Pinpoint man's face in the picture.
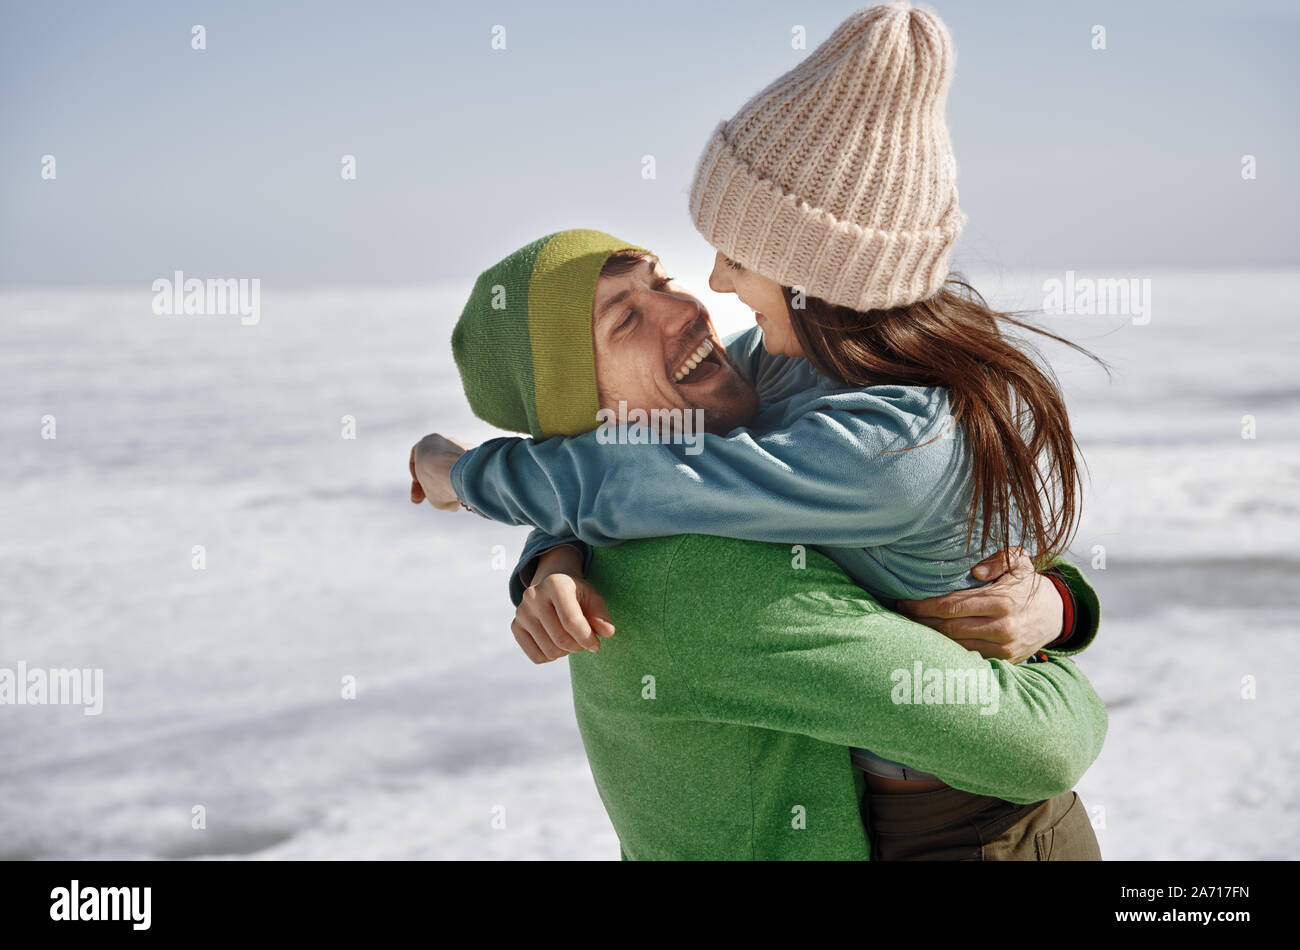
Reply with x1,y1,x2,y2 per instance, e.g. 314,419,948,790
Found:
590,257,759,435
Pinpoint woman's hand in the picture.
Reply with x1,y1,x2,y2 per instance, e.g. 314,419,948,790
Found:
409,433,472,510
512,546,616,664
894,548,1065,664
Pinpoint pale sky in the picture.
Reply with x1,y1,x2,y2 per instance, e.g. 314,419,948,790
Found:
2,0,1296,287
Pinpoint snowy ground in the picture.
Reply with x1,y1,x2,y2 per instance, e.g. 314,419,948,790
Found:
1,268,1297,859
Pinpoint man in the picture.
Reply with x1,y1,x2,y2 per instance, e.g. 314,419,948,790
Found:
411,230,1105,859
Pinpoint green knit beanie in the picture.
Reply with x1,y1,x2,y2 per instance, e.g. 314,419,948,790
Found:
451,229,647,440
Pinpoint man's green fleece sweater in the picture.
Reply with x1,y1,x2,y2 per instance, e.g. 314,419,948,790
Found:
568,535,1107,861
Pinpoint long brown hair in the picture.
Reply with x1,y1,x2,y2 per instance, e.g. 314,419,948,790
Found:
782,277,1104,562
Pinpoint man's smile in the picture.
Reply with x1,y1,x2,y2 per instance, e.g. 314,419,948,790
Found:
671,337,721,385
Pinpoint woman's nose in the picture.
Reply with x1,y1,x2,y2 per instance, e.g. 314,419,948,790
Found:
708,252,734,293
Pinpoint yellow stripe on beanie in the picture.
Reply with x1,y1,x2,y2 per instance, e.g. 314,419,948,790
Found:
527,230,645,438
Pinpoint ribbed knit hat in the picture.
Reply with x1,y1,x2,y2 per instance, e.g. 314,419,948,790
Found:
451,229,647,440
689,2,965,312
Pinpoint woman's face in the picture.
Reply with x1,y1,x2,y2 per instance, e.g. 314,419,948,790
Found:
707,252,805,358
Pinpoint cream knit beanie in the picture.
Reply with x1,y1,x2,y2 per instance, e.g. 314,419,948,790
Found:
689,2,965,312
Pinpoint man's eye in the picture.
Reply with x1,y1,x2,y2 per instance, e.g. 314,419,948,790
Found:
617,311,638,333
724,257,743,272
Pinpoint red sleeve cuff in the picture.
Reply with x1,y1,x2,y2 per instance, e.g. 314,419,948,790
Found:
1044,572,1074,648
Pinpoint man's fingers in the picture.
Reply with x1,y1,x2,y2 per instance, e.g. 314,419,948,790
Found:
895,596,951,620
939,593,1006,619
933,617,1010,642
899,614,1014,645
971,546,1029,581
897,591,993,621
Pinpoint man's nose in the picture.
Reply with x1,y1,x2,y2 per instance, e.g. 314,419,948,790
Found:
661,290,703,338
708,252,734,293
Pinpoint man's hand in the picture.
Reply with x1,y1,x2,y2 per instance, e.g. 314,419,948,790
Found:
894,548,1064,664
512,545,616,664
409,433,473,510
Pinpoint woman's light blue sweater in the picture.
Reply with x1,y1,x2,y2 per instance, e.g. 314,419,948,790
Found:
452,325,1007,607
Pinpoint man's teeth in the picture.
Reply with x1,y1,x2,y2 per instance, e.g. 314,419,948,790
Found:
672,339,714,383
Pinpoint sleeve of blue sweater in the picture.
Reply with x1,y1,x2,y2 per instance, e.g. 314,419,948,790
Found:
452,390,962,550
